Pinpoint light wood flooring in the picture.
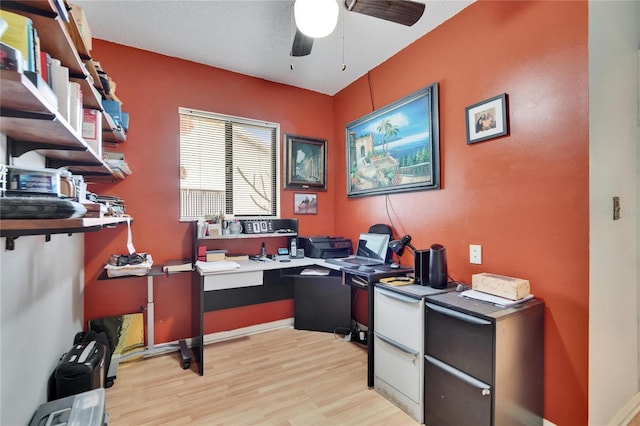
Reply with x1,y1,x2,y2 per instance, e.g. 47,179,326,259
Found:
106,327,419,425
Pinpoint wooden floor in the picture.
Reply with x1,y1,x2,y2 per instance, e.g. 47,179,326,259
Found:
106,327,419,425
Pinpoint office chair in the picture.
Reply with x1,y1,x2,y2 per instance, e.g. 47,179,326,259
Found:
368,223,393,264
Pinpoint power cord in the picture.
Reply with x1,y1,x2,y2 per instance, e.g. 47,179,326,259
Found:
449,275,471,292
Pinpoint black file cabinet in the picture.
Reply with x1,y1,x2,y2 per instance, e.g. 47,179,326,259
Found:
424,292,544,426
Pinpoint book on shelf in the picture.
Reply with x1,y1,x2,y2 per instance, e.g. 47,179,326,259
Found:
23,70,58,110
53,0,70,23
163,259,193,273
39,51,51,85
50,58,70,121
1,41,23,73
69,81,83,134
103,151,131,175
70,4,91,49
31,26,39,75
0,10,33,72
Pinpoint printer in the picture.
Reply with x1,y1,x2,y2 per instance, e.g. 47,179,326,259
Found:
298,236,352,259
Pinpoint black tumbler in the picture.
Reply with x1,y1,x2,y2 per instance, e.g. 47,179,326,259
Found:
429,244,448,289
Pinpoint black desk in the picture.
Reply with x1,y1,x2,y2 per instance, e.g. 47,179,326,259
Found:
341,265,413,388
191,258,344,375
191,258,411,383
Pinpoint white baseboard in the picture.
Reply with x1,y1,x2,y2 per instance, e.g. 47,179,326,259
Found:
543,418,558,426
608,392,640,425
136,318,295,354
202,318,294,344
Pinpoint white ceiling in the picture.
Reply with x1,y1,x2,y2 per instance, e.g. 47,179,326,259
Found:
73,0,474,95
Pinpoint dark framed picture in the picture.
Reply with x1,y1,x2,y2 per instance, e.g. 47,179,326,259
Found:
293,192,317,215
346,82,440,198
284,134,327,190
465,93,509,144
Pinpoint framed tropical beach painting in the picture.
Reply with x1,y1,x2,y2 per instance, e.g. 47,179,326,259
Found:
345,82,440,198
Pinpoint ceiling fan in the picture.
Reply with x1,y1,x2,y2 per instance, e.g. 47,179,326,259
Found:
291,0,426,57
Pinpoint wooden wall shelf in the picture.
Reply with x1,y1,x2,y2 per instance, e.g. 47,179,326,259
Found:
1,216,132,250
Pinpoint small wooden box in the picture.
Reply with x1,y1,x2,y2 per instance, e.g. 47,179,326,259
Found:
472,273,530,300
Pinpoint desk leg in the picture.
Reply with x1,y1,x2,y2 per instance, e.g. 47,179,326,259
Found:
145,275,192,370
147,275,155,351
191,271,204,375
179,340,191,369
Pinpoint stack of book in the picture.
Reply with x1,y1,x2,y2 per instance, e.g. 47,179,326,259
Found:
103,151,132,178
0,9,88,132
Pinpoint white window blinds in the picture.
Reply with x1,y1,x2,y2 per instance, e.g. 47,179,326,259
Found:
179,108,279,220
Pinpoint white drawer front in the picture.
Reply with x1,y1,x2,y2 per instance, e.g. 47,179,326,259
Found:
204,270,263,291
374,287,423,350
374,335,422,403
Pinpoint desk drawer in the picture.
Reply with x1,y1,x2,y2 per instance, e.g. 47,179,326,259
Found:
425,302,493,384
374,334,422,403
374,287,422,350
204,270,263,291
425,355,492,426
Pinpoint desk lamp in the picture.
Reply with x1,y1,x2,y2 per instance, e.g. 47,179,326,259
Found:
388,234,416,257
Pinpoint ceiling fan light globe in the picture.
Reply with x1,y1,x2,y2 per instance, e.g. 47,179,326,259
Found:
294,0,339,39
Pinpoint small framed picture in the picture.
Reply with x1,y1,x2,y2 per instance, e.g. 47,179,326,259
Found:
284,134,327,191
293,193,318,215
465,93,509,144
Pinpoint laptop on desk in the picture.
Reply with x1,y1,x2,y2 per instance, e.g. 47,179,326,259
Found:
326,233,390,268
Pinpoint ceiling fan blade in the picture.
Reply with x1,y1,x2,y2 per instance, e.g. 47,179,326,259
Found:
290,28,314,57
344,0,425,26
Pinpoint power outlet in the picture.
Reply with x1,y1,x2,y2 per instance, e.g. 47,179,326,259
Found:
470,244,482,264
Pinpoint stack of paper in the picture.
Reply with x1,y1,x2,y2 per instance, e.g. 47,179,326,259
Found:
460,289,534,307
300,267,330,276
195,260,241,273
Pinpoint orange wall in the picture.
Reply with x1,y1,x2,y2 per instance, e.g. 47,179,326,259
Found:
83,43,336,348
85,1,588,424
333,1,589,424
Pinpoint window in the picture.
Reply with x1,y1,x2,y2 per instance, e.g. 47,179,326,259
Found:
179,108,279,220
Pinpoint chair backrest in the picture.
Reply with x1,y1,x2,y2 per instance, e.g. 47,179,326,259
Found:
368,223,393,263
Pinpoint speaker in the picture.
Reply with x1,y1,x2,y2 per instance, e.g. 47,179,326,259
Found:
413,249,430,286
429,244,448,289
